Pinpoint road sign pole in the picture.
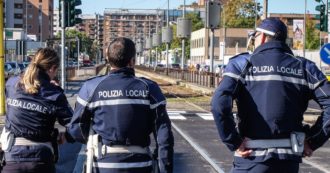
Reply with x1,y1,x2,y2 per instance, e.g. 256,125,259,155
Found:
0,0,5,116
327,0,330,43
61,0,66,90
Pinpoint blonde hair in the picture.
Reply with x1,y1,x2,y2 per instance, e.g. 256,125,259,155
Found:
20,48,60,94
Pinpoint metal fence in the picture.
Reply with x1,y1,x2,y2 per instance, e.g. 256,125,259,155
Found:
136,66,222,88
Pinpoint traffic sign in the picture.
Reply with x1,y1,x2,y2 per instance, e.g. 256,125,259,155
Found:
320,43,330,64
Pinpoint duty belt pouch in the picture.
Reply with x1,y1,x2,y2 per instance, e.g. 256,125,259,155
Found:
290,132,305,156
0,127,14,152
51,128,59,163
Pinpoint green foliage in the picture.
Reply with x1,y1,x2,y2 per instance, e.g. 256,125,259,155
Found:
222,0,261,28
186,13,204,31
305,14,320,50
55,29,98,60
168,12,204,59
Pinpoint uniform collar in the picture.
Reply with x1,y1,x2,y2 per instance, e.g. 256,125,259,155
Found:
109,67,135,76
254,41,293,55
38,71,51,84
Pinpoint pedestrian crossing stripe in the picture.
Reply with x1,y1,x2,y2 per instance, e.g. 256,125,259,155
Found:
167,110,213,121
168,114,187,120
196,113,214,120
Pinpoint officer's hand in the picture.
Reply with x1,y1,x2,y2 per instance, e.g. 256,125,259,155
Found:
303,140,313,157
57,132,67,145
50,80,60,87
236,138,253,158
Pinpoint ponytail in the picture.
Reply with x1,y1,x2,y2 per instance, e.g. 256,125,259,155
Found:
21,62,41,94
19,48,60,94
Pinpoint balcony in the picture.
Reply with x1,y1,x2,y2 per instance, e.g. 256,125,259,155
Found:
14,8,23,14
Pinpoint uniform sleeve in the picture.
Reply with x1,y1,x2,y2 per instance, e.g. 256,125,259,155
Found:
211,60,244,151
305,62,330,150
55,93,73,126
66,83,93,144
150,83,174,173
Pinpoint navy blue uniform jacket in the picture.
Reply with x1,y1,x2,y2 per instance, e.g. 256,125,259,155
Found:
67,67,174,173
5,73,73,162
211,41,330,163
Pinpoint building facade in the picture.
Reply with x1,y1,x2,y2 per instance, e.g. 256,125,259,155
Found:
5,0,54,41
190,27,253,65
190,13,326,66
53,8,60,36
102,9,163,57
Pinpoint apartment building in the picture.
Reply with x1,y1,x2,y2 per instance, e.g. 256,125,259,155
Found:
79,14,97,39
5,0,54,41
53,8,60,36
102,9,163,57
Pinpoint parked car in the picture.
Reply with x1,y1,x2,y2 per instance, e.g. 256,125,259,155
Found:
5,62,21,76
5,63,14,80
199,65,210,73
156,64,165,68
215,64,227,74
170,63,180,69
83,60,92,67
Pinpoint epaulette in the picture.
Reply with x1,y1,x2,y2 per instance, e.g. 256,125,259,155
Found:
229,52,250,60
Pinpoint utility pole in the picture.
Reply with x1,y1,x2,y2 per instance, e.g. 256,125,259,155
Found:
303,0,306,57
206,0,221,87
327,0,330,43
263,0,268,19
0,0,5,115
166,0,170,75
61,0,66,90
76,36,80,77
181,0,186,72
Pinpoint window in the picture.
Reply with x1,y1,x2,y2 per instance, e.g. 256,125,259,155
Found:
28,4,33,8
14,24,23,28
14,3,23,9
28,25,32,29
226,37,247,48
14,14,23,19
28,14,33,19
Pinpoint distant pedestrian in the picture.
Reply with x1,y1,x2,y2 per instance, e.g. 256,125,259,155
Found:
211,18,330,173
1,48,73,173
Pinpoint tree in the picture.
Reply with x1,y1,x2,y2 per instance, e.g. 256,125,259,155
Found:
222,0,261,28
55,29,97,61
305,14,320,50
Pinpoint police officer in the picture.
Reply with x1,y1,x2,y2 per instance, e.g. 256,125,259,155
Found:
2,48,73,173
211,18,330,173
66,37,174,173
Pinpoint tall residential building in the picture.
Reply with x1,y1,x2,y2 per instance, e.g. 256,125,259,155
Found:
79,14,97,39
96,14,104,59
5,0,54,41
78,14,104,60
53,8,60,36
103,9,163,57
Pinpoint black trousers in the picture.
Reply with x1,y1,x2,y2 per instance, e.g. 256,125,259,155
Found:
231,159,299,173
2,161,55,173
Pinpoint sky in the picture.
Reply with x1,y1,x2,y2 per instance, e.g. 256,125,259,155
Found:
54,0,320,15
